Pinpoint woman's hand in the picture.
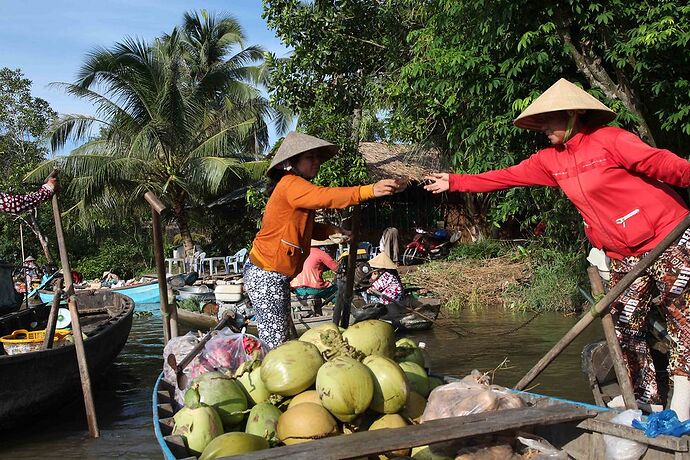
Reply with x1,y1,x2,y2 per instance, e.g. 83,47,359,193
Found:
45,177,58,191
423,173,450,194
373,179,400,197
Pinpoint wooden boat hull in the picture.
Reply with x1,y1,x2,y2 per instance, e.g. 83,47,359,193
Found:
153,371,690,459
0,290,134,429
39,279,160,305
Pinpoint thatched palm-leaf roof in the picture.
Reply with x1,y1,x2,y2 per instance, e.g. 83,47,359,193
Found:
359,142,440,181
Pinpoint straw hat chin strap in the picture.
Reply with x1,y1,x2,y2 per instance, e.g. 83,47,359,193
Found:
562,109,585,143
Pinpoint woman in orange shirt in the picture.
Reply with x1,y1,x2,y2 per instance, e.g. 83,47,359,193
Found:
244,132,402,348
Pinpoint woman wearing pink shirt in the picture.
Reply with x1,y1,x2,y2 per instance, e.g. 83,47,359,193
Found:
425,78,690,418
290,239,339,300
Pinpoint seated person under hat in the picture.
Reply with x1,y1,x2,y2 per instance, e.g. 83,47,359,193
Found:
290,238,339,300
366,253,403,305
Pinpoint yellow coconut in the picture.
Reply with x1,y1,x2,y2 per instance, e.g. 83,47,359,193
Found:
288,390,323,409
276,402,339,445
368,414,410,458
363,355,408,414
401,391,427,422
411,445,454,459
260,340,324,396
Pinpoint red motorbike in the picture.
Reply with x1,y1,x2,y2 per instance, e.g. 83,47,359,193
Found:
401,228,460,266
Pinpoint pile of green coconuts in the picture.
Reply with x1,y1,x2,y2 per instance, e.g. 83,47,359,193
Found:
172,319,447,459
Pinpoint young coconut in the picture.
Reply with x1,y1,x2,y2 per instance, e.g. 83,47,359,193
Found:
260,340,324,396
276,402,339,445
245,402,282,444
172,404,223,456
368,414,410,458
401,391,427,422
299,322,341,354
363,355,409,414
189,371,248,429
316,356,374,422
342,319,395,358
411,445,454,460
199,432,269,460
237,365,270,406
287,390,322,409
398,361,431,397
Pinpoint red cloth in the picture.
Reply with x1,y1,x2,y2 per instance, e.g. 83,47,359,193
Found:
448,126,690,259
290,247,338,289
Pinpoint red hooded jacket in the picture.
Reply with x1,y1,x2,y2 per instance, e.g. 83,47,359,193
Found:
448,126,690,260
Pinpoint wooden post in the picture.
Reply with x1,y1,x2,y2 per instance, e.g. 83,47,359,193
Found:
51,192,99,438
144,192,176,343
42,278,63,349
587,266,638,410
334,205,360,328
167,287,179,339
515,212,690,391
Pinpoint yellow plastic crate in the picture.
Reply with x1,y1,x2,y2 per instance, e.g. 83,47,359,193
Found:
0,328,71,355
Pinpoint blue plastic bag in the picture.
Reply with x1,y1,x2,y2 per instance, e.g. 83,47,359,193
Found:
632,410,690,437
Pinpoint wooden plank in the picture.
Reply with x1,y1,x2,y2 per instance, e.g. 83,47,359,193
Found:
578,417,690,452
240,403,597,460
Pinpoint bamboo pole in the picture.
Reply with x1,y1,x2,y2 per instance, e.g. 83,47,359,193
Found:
51,190,99,438
587,266,638,409
515,213,690,391
144,192,176,343
42,278,63,350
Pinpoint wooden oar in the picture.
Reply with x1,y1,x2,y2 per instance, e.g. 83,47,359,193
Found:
50,172,99,438
515,213,690,391
587,266,638,410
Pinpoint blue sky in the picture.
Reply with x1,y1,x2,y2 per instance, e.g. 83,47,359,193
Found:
0,0,292,153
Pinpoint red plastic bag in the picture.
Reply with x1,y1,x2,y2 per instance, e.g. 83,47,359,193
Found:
198,328,267,373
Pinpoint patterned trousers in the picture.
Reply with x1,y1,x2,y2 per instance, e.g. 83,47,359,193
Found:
243,260,291,349
609,229,690,404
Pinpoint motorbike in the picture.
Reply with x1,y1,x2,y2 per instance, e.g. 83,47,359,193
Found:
401,228,460,266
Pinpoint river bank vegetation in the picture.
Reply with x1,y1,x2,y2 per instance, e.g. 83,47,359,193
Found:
2,2,689,311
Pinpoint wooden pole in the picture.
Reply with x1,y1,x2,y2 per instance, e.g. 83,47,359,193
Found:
334,205,361,328
42,278,63,349
515,213,690,391
587,266,638,409
51,192,99,438
145,192,175,343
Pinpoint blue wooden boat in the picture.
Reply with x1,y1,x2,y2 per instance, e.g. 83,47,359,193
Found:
152,369,690,459
39,278,160,305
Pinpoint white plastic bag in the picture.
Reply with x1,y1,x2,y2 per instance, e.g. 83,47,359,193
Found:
603,409,648,460
517,435,568,459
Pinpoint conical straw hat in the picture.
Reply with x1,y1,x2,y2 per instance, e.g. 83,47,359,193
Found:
513,78,616,130
368,252,397,270
311,238,338,246
266,131,339,177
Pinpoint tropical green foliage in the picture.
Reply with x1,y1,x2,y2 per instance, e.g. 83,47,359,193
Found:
28,10,288,252
0,68,56,264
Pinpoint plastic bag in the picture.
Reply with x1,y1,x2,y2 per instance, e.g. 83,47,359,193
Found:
517,436,568,459
198,328,267,373
162,332,204,406
603,409,647,460
420,370,525,423
632,409,690,438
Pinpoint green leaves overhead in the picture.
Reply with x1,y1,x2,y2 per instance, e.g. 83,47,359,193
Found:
28,10,288,250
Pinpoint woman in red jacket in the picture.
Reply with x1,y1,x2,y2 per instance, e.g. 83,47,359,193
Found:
245,132,401,348
425,78,690,418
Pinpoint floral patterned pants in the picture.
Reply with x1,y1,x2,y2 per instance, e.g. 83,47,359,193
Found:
243,260,291,349
609,229,690,404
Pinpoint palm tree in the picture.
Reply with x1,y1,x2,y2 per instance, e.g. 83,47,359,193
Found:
29,10,289,253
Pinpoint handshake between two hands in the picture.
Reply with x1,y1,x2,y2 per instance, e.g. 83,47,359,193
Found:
373,173,451,197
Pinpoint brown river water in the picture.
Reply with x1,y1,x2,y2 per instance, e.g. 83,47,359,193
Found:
0,304,604,459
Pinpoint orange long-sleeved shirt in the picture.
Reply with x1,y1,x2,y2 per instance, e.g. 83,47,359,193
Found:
249,174,375,278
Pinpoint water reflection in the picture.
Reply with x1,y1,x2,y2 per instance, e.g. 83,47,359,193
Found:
0,303,604,458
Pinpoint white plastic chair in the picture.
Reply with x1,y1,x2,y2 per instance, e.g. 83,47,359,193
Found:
225,248,248,273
